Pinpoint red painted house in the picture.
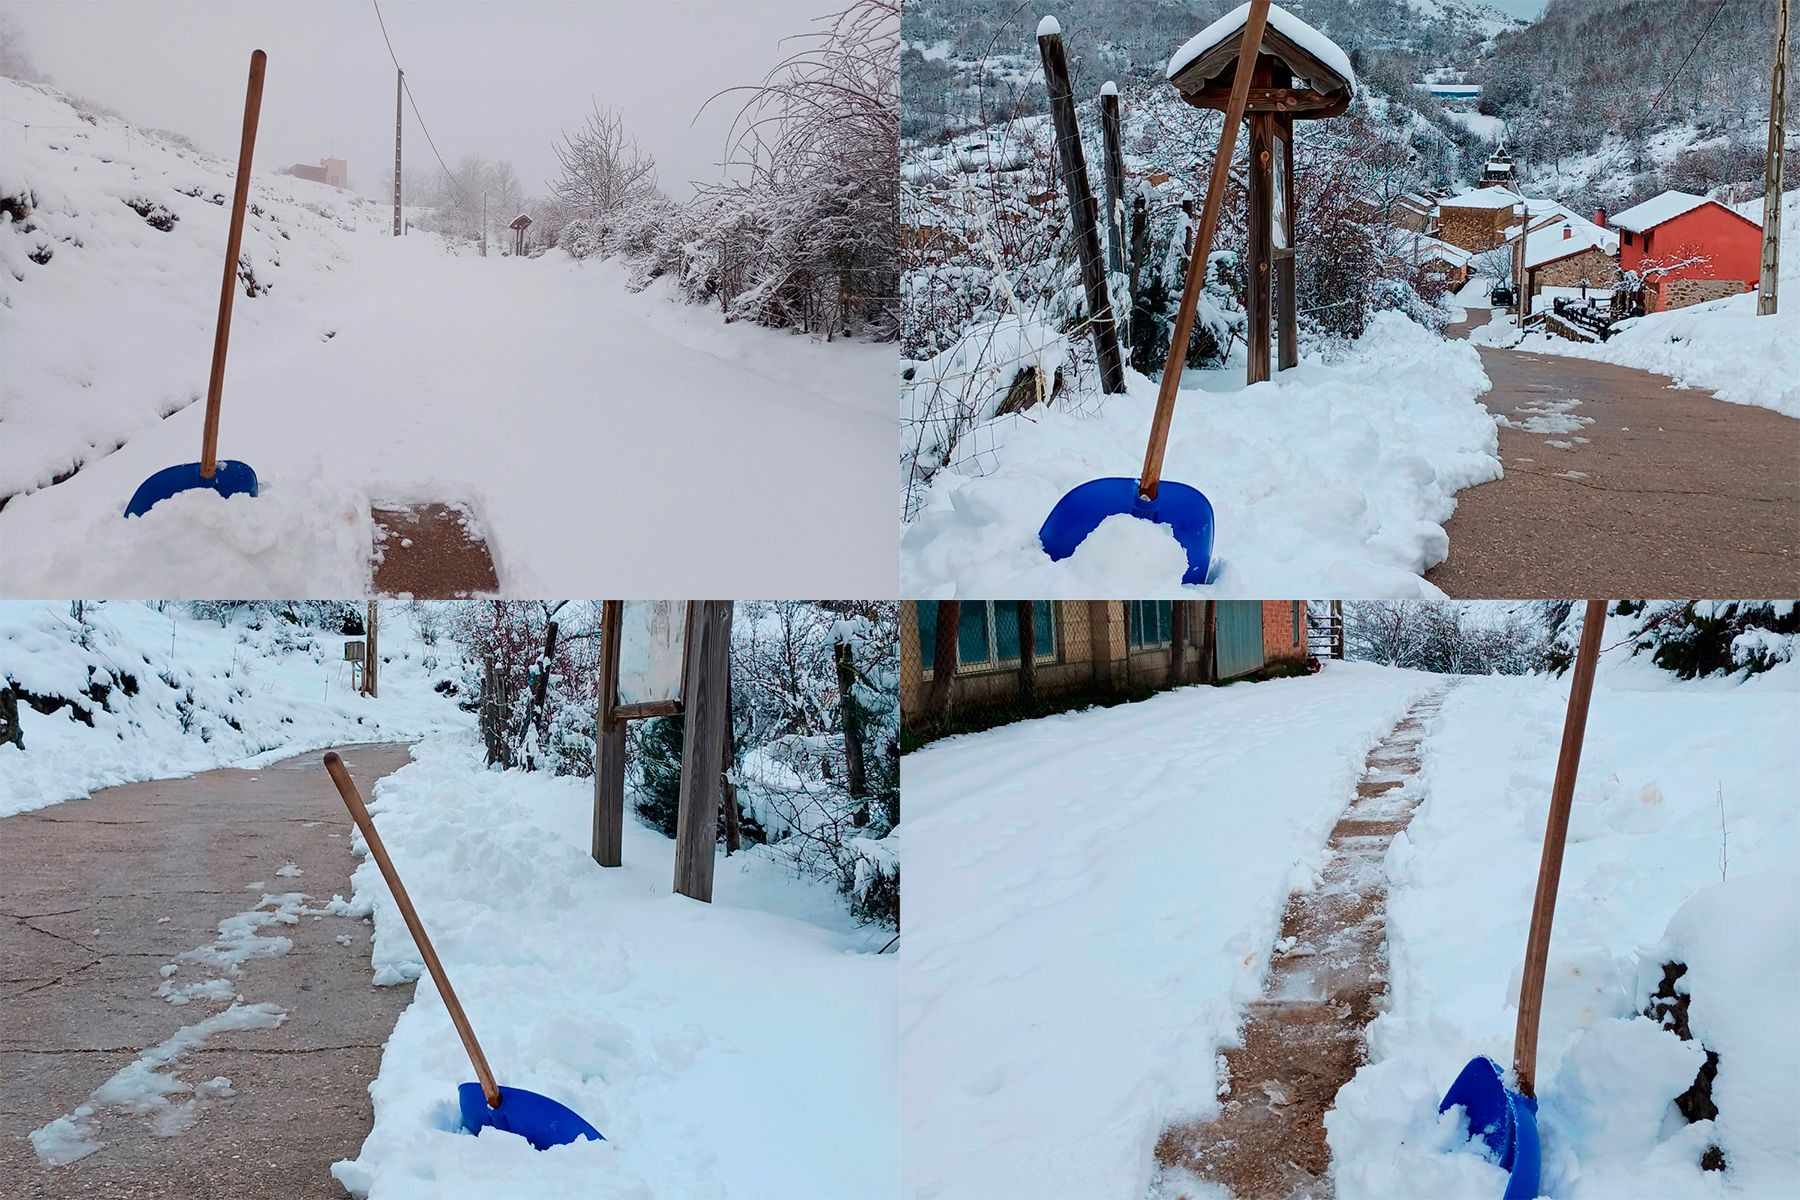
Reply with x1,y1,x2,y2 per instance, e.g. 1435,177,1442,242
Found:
1607,191,1763,313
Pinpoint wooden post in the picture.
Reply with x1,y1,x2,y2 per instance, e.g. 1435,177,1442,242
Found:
1099,83,1127,276
1016,601,1038,709
592,601,625,867
362,601,379,698
393,68,403,237
1512,598,1608,1098
1038,19,1126,394
1167,601,1188,686
1128,193,1150,370
923,600,960,732
673,601,731,903
1759,0,1788,316
1246,70,1276,385
722,678,742,852
1331,599,1344,660
1275,114,1298,371
835,635,867,816
1201,601,1218,683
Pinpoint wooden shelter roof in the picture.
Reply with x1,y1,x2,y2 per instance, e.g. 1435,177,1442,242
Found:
1167,3,1354,119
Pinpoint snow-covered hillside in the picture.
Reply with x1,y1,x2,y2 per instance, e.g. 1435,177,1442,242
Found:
0,76,893,598
0,600,466,817
332,735,897,1200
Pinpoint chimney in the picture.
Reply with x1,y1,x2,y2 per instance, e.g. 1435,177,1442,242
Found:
1595,206,1607,227
1562,223,1573,240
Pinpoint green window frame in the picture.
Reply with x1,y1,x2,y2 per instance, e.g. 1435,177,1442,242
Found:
1128,600,1173,649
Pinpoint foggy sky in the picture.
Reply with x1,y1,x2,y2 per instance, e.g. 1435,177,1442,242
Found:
3,0,838,201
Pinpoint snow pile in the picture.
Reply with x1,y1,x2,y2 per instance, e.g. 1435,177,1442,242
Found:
901,312,1499,596
0,601,467,816
902,663,1441,1200
1327,640,1800,1198
1519,191,1800,419
332,735,895,1199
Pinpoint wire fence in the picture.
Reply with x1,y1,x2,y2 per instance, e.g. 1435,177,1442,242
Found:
900,599,1315,748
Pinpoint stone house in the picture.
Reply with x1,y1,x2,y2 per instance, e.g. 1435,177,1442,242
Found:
1434,187,1523,253
1519,216,1619,316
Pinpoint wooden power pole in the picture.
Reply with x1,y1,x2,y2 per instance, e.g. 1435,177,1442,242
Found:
1760,0,1788,316
1038,18,1126,394
393,68,403,237
362,601,379,698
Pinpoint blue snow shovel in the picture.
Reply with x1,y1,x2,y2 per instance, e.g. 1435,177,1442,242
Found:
324,753,604,1150
1439,598,1608,1199
125,50,266,517
1038,0,1273,585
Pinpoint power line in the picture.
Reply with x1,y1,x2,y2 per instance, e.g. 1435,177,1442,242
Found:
369,0,473,203
1643,0,1731,121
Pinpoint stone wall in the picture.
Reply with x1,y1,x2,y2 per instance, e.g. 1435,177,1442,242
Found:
1529,246,1620,294
1653,277,1747,312
1437,204,1513,252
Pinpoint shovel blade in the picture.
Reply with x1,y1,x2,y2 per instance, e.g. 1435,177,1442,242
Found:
1038,477,1214,585
1439,1056,1541,1200
124,461,259,517
458,1082,604,1151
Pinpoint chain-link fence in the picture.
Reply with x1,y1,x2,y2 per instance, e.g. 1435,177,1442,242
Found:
900,600,1314,747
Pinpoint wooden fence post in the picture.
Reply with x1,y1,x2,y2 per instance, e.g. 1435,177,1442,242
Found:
1245,62,1276,385
673,601,732,903
1275,113,1298,371
592,601,625,868
1016,601,1038,709
923,600,961,733
363,601,379,698
1038,19,1126,394
1201,601,1219,683
1099,83,1127,275
1168,601,1189,686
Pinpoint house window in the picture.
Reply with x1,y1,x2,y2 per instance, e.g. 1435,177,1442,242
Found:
1128,600,1173,649
919,601,1055,674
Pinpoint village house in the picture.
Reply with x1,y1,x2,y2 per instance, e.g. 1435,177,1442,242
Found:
1433,186,1524,253
1518,212,1619,316
1608,190,1764,312
1389,191,1437,234
899,600,1310,731
288,157,348,189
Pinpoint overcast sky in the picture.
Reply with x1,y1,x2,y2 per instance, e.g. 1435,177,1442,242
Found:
4,0,834,201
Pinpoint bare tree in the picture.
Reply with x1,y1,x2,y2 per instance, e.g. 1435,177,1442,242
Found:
553,102,659,222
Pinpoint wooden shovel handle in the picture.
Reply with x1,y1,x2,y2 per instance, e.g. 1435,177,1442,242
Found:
1511,598,1608,1097
1139,0,1271,500
201,49,265,479
323,751,501,1108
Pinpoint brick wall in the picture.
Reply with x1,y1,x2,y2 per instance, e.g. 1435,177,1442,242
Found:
1653,277,1747,312
1261,600,1307,665
1529,246,1619,294
1437,205,1513,253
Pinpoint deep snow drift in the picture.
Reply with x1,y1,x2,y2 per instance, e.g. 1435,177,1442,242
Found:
0,601,465,817
0,76,893,598
900,313,1499,597
332,736,897,1200
901,663,1443,1199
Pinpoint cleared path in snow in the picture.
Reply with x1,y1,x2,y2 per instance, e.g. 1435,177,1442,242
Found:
1428,308,1798,597
1153,686,1450,1200
0,742,415,1198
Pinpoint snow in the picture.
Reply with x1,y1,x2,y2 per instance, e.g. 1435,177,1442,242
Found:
1523,218,1617,270
1037,15,1060,37
1167,3,1357,96
1328,630,1800,1198
901,663,1443,1200
332,735,895,1199
1437,186,1524,212
0,76,892,598
1607,190,1744,234
0,601,467,817
1101,80,1118,97
901,312,1500,597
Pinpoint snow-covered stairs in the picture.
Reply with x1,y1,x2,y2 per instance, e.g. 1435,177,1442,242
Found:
1153,685,1452,1199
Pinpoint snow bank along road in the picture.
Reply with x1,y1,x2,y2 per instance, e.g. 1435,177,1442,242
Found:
0,243,893,598
1428,308,1799,597
0,742,416,1199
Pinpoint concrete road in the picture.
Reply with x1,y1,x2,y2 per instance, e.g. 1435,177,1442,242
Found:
0,743,418,1199
1428,309,1799,597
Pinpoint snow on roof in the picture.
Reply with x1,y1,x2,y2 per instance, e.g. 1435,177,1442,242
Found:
1523,217,1616,270
1167,2,1356,94
1414,236,1472,265
1608,190,1748,232
1437,186,1522,211
1037,15,1060,37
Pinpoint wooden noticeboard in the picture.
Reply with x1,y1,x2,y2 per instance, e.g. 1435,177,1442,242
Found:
602,600,690,724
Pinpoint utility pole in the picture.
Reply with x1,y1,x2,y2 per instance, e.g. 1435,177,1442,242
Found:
1759,0,1788,316
362,601,379,698
393,68,403,237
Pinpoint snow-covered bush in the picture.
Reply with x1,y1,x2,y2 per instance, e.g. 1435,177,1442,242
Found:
1343,600,1554,675
1619,601,1800,681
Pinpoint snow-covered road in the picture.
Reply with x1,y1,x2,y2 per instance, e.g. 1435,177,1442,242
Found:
1,242,892,597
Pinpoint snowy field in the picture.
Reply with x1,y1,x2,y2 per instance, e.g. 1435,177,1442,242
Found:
1513,192,1800,420
900,663,1442,1199
902,634,1799,1199
901,313,1499,597
332,736,897,1200
0,601,464,817
0,77,893,598
1329,622,1800,1199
